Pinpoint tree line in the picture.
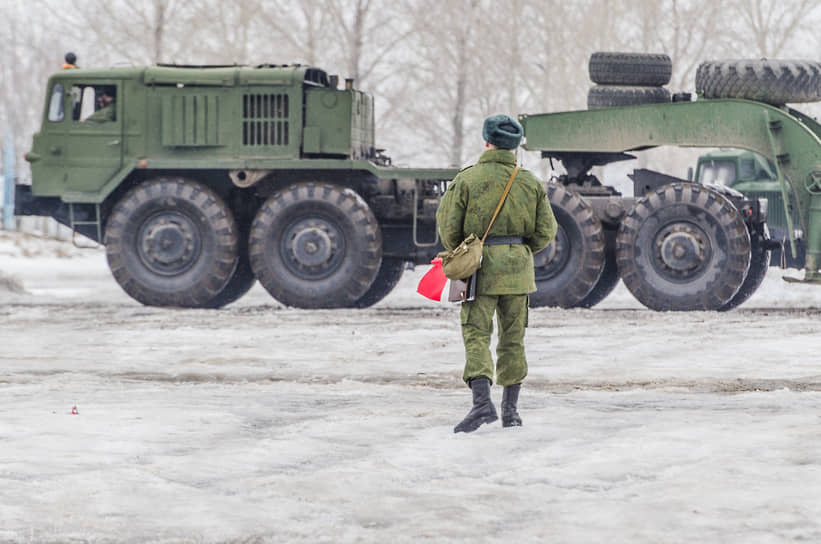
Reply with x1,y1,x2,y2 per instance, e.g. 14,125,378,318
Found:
1,0,819,173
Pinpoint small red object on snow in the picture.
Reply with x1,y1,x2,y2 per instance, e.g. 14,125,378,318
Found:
71,406,79,415
417,257,449,301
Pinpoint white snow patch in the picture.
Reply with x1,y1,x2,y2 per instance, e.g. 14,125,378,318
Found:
1,231,821,542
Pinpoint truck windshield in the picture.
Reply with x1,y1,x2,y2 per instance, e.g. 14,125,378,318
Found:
47,84,64,122
698,161,737,186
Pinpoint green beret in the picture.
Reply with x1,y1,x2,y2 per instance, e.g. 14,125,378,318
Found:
482,114,523,149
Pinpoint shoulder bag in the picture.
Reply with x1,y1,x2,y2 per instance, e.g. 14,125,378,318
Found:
438,166,519,281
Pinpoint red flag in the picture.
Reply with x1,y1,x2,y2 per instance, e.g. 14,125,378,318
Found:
417,258,448,301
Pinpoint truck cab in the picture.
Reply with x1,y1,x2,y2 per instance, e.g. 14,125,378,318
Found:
26,65,376,201
29,73,127,198
694,149,803,268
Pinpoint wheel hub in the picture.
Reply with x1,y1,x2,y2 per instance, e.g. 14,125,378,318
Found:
292,227,333,266
282,217,344,278
138,213,200,275
655,223,708,277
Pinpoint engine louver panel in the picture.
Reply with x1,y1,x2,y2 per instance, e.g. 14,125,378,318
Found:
243,94,289,146
161,95,221,147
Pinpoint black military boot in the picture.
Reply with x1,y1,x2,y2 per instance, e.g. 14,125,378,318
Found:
453,377,498,433
501,384,522,428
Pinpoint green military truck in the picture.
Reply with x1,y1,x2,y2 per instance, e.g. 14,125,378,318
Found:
693,149,804,268
517,54,821,311
16,61,457,309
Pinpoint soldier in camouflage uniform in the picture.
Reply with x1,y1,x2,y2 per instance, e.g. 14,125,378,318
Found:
436,114,557,433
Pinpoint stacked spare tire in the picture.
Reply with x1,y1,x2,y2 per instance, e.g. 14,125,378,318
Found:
587,54,821,108
695,59,821,105
587,52,672,109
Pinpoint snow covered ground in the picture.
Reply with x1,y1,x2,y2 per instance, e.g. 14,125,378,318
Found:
1,230,821,543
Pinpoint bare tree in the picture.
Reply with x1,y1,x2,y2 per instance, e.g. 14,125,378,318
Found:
398,0,488,167
0,1,71,177
623,0,732,90
255,0,332,66
189,0,265,64
323,0,419,91
731,0,819,58
59,0,196,64
519,0,610,113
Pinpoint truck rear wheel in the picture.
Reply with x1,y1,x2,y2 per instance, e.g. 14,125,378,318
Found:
616,183,751,311
530,184,606,308
589,52,672,86
696,59,821,105
576,240,619,308
354,257,405,308
201,252,256,309
104,177,239,307
718,225,771,311
249,183,382,308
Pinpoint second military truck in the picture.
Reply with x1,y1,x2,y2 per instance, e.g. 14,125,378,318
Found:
693,149,804,268
519,54,821,311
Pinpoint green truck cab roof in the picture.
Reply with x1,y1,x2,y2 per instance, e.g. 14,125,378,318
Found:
697,149,777,185
48,64,329,88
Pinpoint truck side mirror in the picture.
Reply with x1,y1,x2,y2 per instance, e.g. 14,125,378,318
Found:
687,167,694,181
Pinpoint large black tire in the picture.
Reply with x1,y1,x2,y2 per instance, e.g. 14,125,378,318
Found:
201,251,256,309
105,177,239,307
202,217,256,308
718,224,771,311
353,257,405,308
696,59,821,105
587,85,671,109
530,184,606,308
616,183,751,311
249,183,382,309
589,52,672,86
576,234,620,308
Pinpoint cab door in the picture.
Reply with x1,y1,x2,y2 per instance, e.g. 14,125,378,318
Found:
63,81,124,194
28,81,70,196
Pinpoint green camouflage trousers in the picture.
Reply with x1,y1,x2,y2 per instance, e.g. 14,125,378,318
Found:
460,294,529,387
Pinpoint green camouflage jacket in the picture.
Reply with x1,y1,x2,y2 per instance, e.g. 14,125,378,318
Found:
86,103,114,123
436,149,557,295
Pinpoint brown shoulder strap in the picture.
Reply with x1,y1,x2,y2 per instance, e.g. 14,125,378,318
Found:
481,167,519,244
